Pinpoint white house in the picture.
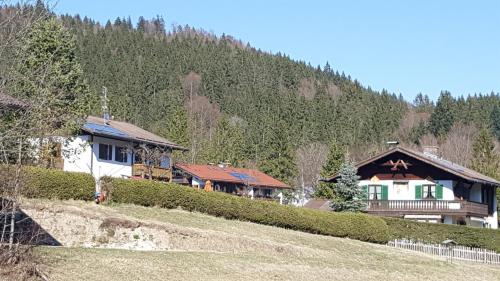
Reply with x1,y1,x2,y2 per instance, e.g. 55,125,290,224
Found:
47,116,186,189
324,146,499,229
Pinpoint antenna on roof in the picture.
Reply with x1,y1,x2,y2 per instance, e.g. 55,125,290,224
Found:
101,86,110,125
386,141,399,146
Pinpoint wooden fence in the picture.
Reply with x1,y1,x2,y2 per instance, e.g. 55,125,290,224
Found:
387,239,500,265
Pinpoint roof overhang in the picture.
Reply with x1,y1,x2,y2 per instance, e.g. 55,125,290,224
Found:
174,165,291,189
323,147,500,187
81,126,188,151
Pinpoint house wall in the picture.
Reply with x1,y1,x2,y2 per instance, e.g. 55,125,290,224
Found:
62,135,133,184
62,135,92,174
358,179,454,200
486,195,498,229
90,136,133,180
191,177,205,189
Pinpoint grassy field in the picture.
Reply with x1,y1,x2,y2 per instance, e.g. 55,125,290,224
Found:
23,200,500,281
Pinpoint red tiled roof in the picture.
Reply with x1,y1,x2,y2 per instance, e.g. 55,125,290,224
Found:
175,163,290,189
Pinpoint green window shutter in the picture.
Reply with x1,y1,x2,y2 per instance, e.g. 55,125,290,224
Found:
436,184,443,199
415,185,422,199
362,185,368,199
381,185,388,200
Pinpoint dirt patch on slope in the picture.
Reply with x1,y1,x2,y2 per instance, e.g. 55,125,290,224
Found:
20,199,315,257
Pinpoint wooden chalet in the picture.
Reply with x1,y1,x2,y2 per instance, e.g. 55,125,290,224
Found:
325,146,499,229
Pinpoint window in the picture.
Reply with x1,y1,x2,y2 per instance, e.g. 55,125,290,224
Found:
115,146,128,163
368,185,382,200
98,143,112,160
422,184,436,199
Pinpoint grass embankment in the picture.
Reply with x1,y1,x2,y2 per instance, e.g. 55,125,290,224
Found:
23,199,500,281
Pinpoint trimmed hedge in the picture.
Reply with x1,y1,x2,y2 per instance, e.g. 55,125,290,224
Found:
383,217,500,252
108,178,390,243
19,166,95,200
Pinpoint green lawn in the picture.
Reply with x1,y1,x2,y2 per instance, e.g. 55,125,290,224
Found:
23,199,500,281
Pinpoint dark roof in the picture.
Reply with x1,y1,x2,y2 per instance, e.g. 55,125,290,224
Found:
175,163,290,189
303,199,332,211
83,116,187,150
0,91,27,109
325,146,500,186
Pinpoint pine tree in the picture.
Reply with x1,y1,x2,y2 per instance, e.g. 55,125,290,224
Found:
490,105,500,140
330,160,365,212
470,128,500,179
314,141,345,199
10,17,91,136
428,91,456,137
259,121,297,186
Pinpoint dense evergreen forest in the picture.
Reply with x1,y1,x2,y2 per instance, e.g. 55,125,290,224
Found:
1,3,499,188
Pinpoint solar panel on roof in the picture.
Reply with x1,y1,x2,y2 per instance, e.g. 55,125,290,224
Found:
84,123,129,138
229,172,257,182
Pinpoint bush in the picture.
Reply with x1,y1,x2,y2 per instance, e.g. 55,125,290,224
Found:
109,178,390,243
21,166,95,200
383,217,500,252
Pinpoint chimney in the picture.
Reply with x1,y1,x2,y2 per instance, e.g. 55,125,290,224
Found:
422,146,439,158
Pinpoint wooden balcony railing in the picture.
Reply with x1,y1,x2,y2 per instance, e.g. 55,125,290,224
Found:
132,163,172,180
366,200,489,217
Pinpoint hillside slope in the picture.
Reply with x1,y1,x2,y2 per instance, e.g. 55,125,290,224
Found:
21,199,500,281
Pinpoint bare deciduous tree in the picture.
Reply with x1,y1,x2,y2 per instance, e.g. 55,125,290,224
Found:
440,123,478,167
296,143,328,197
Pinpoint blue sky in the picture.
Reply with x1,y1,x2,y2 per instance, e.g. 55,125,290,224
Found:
53,0,500,101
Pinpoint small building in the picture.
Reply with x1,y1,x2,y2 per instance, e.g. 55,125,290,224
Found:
42,115,186,186
324,146,499,229
173,163,290,204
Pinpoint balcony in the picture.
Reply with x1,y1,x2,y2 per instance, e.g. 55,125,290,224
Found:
365,200,489,217
132,163,172,181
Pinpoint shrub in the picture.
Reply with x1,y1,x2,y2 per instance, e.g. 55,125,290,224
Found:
21,166,95,200
109,178,390,243
383,217,500,252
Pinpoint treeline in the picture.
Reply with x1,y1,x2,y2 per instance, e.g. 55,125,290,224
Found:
57,14,409,185
1,3,499,188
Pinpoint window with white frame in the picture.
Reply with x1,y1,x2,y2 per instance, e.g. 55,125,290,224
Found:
368,185,382,200
98,143,112,160
422,184,436,199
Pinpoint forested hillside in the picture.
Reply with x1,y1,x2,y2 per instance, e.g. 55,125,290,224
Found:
1,4,499,188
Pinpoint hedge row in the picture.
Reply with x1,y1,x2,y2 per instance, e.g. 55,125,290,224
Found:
383,217,500,252
22,166,95,200
108,178,390,243
0,165,95,201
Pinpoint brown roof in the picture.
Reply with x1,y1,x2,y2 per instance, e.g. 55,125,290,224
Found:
0,91,27,109
175,163,290,189
325,146,500,186
303,199,332,211
83,116,186,150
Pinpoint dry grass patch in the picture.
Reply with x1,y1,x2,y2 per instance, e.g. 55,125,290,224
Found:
22,199,500,281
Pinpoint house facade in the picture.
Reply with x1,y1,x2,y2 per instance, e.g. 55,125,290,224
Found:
49,116,185,187
173,163,290,204
325,147,499,229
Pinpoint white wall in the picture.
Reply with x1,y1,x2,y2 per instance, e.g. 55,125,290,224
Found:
486,192,498,229
191,177,205,189
62,135,92,174
62,135,133,183
359,179,453,200
90,136,133,180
